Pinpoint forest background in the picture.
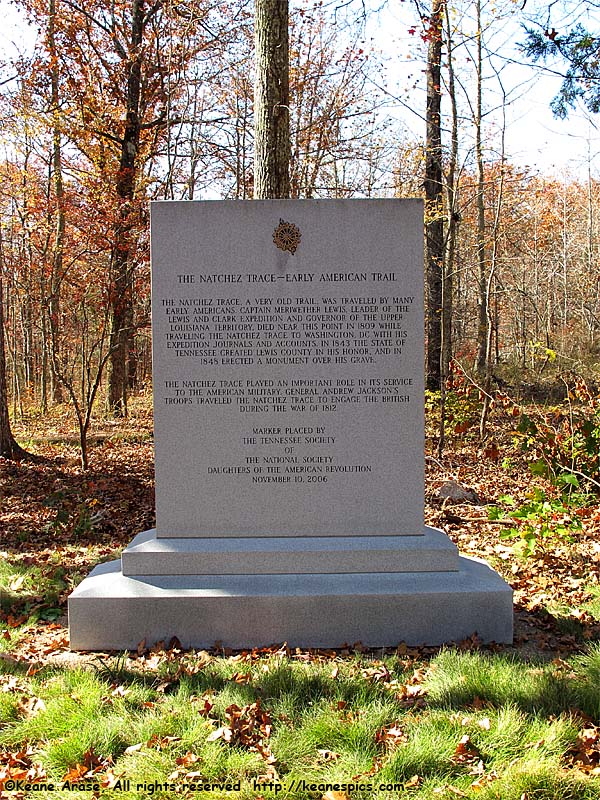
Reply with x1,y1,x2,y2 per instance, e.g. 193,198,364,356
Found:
1,0,599,452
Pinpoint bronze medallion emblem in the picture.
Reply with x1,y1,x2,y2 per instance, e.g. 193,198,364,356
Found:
273,218,301,255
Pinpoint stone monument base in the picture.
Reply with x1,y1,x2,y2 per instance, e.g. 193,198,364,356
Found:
69,526,513,650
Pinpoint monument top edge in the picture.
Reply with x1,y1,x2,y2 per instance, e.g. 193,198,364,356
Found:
149,197,424,207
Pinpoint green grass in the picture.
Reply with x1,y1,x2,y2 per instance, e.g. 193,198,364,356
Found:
0,558,66,652
0,650,598,799
583,586,600,622
0,550,121,645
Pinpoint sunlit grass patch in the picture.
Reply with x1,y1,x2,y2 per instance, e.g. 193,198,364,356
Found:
426,649,584,715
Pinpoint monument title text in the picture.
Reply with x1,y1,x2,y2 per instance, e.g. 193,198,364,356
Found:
176,272,397,284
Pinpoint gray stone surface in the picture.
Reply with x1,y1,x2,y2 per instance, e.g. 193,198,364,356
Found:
121,526,459,575
151,200,424,538
69,199,513,650
69,555,513,650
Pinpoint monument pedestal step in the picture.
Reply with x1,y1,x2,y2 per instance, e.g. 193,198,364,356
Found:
69,552,513,650
121,526,459,575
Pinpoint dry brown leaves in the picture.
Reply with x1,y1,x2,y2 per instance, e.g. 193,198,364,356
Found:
375,722,408,750
566,724,600,775
359,662,429,708
449,731,501,790
451,734,482,765
206,699,277,778
61,747,113,783
426,432,600,655
352,719,411,780
449,713,492,731
0,747,47,794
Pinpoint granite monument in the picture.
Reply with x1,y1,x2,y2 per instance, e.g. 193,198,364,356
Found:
69,199,513,649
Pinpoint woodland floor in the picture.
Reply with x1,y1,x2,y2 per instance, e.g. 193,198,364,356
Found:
1,390,599,664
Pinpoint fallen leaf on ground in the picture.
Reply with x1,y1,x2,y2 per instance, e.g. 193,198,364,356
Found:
452,734,482,764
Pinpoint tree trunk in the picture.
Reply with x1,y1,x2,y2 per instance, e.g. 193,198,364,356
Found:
23,291,34,388
0,230,28,460
438,0,458,457
254,0,290,199
443,0,458,382
480,85,506,439
49,0,64,404
475,0,488,377
40,271,48,414
107,0,144,416
424,0,445,391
